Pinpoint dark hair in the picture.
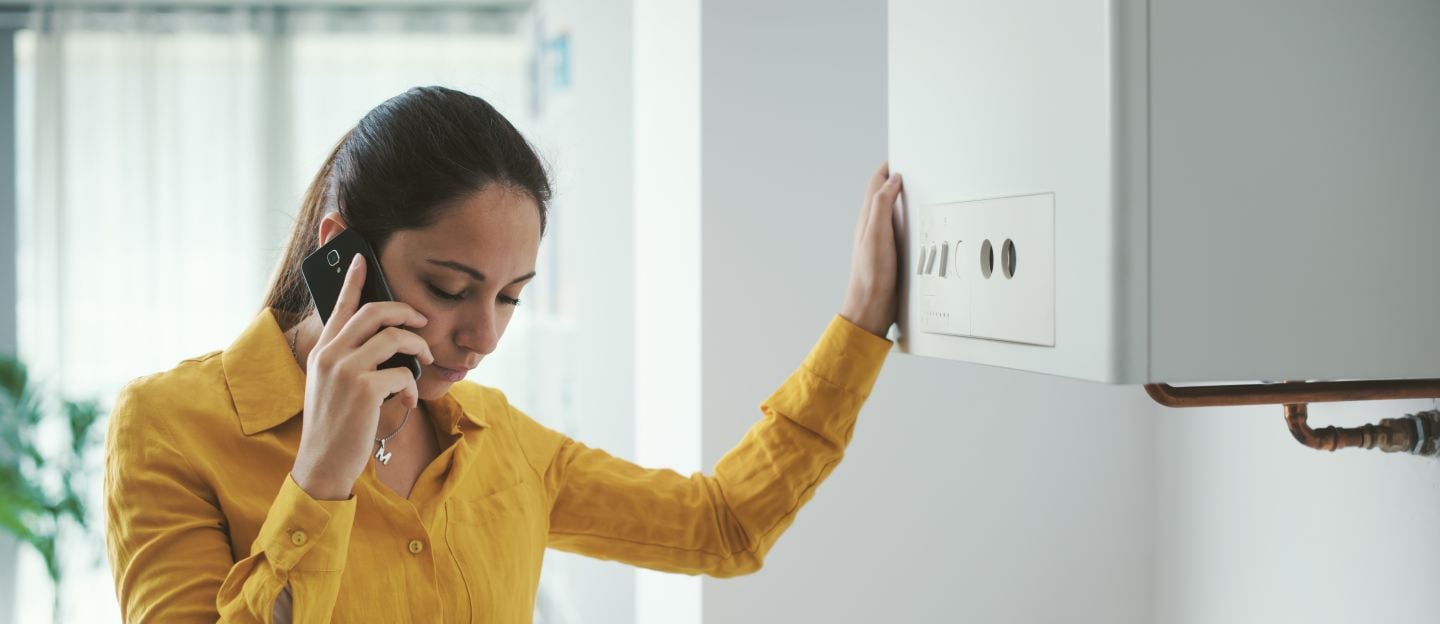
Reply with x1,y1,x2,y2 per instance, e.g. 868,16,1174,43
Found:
260,85,551,328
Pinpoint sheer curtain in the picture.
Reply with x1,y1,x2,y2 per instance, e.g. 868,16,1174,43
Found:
15,5,580,623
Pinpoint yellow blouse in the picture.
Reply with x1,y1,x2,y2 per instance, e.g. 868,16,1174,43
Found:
104,307,892,623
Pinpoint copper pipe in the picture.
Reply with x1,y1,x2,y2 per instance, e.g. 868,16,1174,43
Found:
1144,379,1440,407
1144,379,1440,457
1283,403,1440,456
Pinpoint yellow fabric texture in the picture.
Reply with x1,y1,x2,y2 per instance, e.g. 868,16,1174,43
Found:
105,307,892,623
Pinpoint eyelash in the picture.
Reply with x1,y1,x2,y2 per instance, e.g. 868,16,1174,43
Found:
427,284,521,306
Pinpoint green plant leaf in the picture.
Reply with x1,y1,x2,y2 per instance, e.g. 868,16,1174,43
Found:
65,399,101,455
0,354,29,401
0,353,108,589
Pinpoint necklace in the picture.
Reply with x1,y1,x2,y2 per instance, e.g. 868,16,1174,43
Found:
289,326,411,465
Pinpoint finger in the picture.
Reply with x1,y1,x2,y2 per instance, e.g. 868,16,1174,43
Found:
351,326,435,370
867,173,903,239
858,162,889,246
854,203,868,250
889,173,907,244
370,367,421,410
865,161,889,202
397,373,420,410
334,301,429,352
319,253,366,347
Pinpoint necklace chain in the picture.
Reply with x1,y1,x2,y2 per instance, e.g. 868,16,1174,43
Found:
289,326,410,465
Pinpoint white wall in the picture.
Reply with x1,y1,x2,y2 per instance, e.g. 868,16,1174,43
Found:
694,1,1154,622
1156,399,1440,624
632,0,703,623
528,1,639,623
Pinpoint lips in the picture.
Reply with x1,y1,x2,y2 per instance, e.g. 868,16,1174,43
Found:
431,363,471,382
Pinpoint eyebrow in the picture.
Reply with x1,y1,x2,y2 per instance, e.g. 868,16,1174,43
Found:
426,259,537,285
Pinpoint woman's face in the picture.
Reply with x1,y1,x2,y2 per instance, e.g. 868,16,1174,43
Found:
328,184,541,398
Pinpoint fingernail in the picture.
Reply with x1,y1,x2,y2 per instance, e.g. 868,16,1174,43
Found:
351,253,362,268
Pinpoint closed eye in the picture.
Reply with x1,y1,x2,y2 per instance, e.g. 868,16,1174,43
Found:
428,283,521,306
428,284,464,301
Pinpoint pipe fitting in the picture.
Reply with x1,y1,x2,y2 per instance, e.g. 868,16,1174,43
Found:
1285,405,1440,456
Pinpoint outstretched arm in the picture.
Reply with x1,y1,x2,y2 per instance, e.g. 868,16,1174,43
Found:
520,163,903,575
518,311,892,576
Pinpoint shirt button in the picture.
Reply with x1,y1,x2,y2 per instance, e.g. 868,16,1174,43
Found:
408,539,425,555
290,530,308,546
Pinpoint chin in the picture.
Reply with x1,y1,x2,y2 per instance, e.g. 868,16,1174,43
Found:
418,373,456,398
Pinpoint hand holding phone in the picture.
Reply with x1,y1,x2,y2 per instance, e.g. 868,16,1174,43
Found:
291,239,436,500
301,227,422,380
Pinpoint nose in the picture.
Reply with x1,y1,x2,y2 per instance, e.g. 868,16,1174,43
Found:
456,305,500,358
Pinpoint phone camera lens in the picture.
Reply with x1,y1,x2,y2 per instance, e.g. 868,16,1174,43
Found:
326,249,340,266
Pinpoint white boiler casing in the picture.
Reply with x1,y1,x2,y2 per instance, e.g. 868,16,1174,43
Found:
890,0,1440,384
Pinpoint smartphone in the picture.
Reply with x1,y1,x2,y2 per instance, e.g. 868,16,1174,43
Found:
300,227,422,381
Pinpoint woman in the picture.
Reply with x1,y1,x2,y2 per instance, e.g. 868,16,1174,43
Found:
104,85,902,623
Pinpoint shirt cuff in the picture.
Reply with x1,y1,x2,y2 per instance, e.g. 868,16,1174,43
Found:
253,473,357,576
801,314,894,401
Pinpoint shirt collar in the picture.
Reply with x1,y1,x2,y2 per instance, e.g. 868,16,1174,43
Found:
221,307,489,436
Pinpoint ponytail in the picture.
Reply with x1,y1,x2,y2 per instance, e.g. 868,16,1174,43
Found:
259,129,352,330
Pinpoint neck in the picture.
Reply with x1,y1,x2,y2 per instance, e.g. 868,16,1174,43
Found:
287,312,420,441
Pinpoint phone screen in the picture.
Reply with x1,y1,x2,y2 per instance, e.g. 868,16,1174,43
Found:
300,228,422,380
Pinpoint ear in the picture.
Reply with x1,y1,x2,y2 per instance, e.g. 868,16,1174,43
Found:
318,213,349,246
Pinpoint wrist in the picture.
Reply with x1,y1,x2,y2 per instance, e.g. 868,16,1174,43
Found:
290,466,353,501
839,307,889,338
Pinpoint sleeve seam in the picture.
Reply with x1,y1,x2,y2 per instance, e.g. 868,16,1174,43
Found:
754,456,842,544
133,385,214,506
761,402,845,453
504,402,548,481
549,529,744,562
796,365,867,409
552,446,835,569
704,474,754,555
